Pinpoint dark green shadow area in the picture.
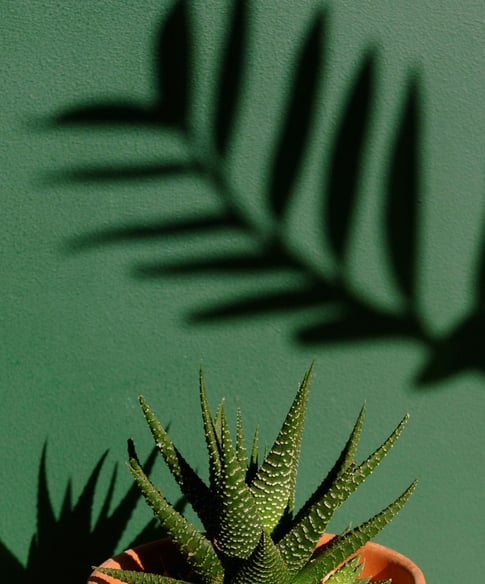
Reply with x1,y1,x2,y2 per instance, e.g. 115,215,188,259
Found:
41,0,485,388
0,443,184,583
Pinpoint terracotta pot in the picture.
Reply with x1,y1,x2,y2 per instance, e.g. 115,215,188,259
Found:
317,534,425,584
88,534,425,584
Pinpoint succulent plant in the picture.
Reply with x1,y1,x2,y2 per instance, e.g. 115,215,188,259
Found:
96,364,416,584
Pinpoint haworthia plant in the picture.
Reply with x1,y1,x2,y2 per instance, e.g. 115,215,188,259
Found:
95,364,416,584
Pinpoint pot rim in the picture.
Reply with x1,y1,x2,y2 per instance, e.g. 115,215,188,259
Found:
88,534,426,584
317,534,425,583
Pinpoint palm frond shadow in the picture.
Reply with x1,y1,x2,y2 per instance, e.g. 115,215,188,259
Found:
415,206,485,385
0,443,183,584
52,163,193,184
65,213,240,253
54,0,190,130
50,0,483,386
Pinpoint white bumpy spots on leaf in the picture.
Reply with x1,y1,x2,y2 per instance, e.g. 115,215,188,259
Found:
250,365,313,532
216,406,262,558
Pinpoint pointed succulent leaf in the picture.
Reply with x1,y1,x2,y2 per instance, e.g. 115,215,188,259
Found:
278,466,355,572
318,556,370,584
250,365,313,532
236,407,249,470
138,396,216,533
292,481,417,584
351,413,409,484
93,447,160,553
93,566,193,584
127,442,223,584
246,426,260,483
278,412,409,572
199,370,222,490
329,559,369,584
120,366,415,584
232,531,291,584
332,403,366,478
216,405,263,558
292,404,365,525
213,399,225,442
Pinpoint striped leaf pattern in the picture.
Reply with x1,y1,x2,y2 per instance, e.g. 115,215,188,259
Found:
246,426,260,483
322,557,370,584
290,403,366,524
250,365,313,532
291,481,417,584
110,365,416,584
278,412,409,572
236,407,250,470
126,444,223,584
232,532,290,584
216,407,262,558
138,396,216,533
199,371,223,490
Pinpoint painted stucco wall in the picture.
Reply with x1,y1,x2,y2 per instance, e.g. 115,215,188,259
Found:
2,2,485,582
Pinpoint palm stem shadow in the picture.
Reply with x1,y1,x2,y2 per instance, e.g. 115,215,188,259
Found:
49,0,481,387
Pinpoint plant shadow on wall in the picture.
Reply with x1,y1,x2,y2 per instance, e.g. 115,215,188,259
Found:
49,0,485,387
0,443,183,584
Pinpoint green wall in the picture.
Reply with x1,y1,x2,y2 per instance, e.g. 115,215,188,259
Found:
2,1,485,582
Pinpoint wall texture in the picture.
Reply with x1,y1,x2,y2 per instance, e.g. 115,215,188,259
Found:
2,1,485,582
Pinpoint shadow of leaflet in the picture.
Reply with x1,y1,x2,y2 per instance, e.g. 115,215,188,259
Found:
0,444,184,584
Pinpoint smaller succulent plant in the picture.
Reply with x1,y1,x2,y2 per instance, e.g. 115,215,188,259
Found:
96,364,416,584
